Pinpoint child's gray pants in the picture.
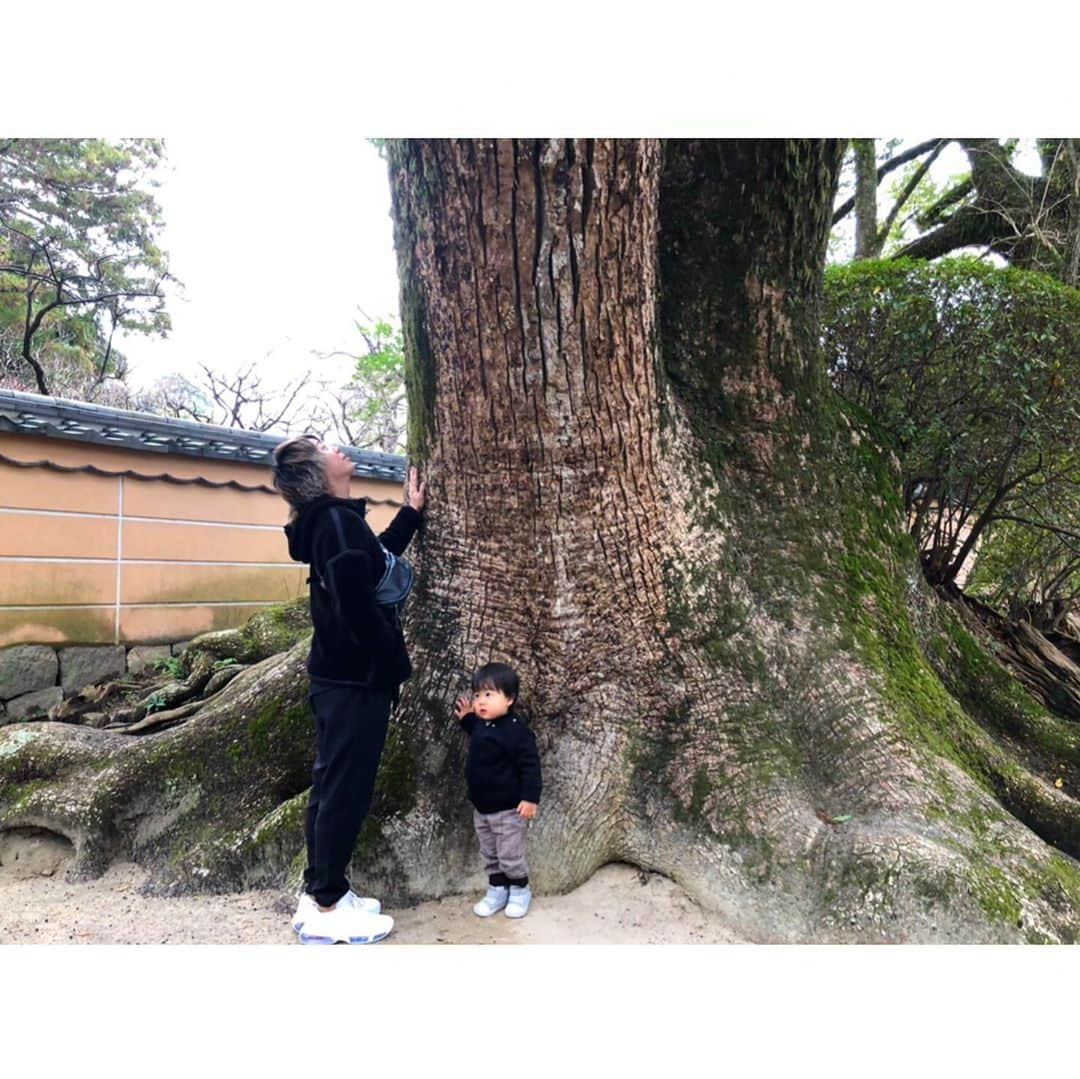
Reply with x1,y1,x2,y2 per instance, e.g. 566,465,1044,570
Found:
473,808,529,880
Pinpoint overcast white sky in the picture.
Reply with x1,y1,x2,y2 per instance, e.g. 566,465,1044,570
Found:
117,136,400,392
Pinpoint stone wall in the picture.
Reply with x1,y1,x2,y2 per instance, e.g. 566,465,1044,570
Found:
0,640,190,724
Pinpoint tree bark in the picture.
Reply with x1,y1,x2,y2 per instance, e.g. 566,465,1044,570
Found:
4,140,1080,942
1062,139,1080,287
853,140,879,259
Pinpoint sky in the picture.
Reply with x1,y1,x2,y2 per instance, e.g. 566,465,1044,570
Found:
116,136,400,392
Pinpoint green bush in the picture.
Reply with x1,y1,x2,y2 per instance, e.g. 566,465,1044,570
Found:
822,257,1080,612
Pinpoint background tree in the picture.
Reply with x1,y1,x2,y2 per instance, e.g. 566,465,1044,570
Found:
897,139,1080,284
833,139,947,257
6,140,1080,943
309,314,407,452
0,139,172,397
843,139,949,260
822,258,1080,593
146,360,310,432
144,315,406,451
833,138,1080,284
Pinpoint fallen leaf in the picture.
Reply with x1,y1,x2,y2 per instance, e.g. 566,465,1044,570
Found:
1055,778,1064,788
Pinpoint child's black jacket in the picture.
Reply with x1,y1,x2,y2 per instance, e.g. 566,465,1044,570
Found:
460,712,542,813
284,495,421,689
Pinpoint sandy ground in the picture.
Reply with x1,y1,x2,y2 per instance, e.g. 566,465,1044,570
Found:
0,859,750,945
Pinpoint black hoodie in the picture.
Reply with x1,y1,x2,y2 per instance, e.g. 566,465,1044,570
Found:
284,495,422,688
460,711,542,814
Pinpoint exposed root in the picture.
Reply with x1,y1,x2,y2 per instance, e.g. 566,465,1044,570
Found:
110,699,205,734
947,585,1080,722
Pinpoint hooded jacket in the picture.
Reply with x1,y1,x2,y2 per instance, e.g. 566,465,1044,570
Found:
284,495,422,688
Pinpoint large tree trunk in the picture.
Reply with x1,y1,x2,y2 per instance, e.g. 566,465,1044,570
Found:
4,140,1080,942
374,139,1080,941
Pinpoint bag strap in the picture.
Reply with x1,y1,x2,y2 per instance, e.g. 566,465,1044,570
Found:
329,507,350,552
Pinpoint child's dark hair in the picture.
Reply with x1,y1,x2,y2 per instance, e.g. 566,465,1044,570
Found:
471,662,520,703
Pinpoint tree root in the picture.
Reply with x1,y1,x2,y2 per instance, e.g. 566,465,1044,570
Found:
109,699,205,734
3,585,1080,941
0,640,314,889
942,585,1080,722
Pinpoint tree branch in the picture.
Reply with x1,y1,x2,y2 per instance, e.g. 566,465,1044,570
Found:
891,202,1001,261
993,515,1080,544
915,177,975,229
833,139,949,224
877,141,947,248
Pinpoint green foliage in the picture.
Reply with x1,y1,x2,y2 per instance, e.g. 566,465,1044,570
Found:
341,315,406,453
146,691,167,714
154,655,186,679
822,258,1080,599
0,138,172,397
967,503,1080,631
879,163,971,256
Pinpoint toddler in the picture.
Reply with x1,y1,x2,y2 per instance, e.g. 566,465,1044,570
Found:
455,662,541,918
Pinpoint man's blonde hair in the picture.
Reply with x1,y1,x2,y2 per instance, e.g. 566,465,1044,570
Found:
271,434,329,512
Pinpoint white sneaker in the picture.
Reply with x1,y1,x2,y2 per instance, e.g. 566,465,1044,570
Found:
340,891,382,915
297,904,394,945
472,885,509,917
291,890,381,932
505,885,532,918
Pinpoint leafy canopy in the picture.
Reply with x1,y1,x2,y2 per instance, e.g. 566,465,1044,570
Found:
0,138,172,397
822,257,1080,601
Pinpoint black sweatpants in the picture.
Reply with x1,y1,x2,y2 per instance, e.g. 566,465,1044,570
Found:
303,683,393,908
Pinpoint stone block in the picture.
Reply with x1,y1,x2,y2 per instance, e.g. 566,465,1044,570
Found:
58,645,127,696
6,686,64,719
126,644,172,675
0,645,59,701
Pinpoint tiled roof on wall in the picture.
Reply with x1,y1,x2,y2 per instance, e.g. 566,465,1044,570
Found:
0,388,406,481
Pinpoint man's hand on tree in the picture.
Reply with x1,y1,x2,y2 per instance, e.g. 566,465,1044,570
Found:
407,466,427,511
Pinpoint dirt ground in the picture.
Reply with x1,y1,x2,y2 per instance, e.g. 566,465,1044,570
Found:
0,858,750,945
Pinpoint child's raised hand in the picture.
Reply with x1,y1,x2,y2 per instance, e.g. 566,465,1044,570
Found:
517,800,537,819
454,695,472,720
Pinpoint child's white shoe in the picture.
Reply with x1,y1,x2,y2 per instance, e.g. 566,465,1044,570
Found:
505,884,532,918
473,885,509,917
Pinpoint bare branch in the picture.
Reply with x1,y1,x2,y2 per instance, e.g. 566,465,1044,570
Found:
833,139,949,224
915,177,975,229
992,515,1080,545
877,140,947,248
